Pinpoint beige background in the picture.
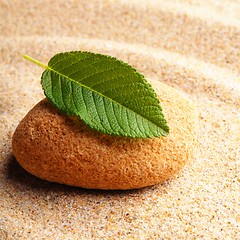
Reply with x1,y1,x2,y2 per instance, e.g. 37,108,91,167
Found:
0,0,239,239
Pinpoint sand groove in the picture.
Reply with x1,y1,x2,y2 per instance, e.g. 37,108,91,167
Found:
1,1,240,71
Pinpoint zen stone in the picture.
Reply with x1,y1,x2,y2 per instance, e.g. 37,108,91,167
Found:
12,80,198,190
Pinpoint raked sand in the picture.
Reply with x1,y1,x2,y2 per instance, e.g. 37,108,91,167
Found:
0,0,239,239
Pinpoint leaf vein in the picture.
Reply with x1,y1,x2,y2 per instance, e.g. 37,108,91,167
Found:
66,58,116,79
70,82,78,112
102,98,115,132
50,54,93,69
75,66,129,84
90,73,137,89
59,75,66,110
111,102,125,133
91,92,105,129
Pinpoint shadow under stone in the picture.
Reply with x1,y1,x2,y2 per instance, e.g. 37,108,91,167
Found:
5,153,157,197
5,154,82,193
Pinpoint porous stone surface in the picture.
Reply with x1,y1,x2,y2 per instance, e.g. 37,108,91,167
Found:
12,80,197,190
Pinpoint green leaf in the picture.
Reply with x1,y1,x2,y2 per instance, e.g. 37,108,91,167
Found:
24,51,169,138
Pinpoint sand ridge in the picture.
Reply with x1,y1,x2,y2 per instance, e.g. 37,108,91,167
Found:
0,0,239,239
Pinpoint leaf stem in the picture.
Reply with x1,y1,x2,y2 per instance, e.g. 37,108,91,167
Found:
23,54,48,69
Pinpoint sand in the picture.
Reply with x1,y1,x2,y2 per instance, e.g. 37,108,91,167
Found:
0,0,239,239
